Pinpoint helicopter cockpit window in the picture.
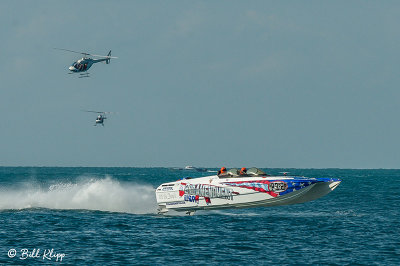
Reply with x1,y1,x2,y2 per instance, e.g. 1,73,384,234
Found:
247,167,268,176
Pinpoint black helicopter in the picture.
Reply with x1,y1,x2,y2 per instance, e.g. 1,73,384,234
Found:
83,110,114,126
55,48,117,77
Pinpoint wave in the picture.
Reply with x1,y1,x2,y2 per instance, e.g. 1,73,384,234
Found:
0,176,157,214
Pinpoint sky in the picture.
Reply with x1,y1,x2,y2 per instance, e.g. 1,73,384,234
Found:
1,0,399,168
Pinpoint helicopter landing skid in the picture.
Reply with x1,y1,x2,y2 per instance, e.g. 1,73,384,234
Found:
79,73,90,78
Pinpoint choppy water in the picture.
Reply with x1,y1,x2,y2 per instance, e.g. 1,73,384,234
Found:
0,167,399,265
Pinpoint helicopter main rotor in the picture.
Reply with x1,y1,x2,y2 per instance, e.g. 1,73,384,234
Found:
54,48,118,59
82,110,114,115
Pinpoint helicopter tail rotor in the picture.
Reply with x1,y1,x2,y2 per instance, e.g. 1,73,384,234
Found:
106,50,111,64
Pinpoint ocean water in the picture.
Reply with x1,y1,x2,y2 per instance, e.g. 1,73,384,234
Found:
0,167,399,265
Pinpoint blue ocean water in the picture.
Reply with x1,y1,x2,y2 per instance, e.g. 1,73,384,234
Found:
0,167,399,265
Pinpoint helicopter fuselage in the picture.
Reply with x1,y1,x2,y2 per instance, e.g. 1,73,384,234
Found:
68,57,108,73
95,114,106,126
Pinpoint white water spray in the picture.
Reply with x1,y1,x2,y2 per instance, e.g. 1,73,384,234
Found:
0,177,157,214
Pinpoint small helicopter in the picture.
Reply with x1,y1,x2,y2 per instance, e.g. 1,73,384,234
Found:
83,110,114,126
55,48,117,77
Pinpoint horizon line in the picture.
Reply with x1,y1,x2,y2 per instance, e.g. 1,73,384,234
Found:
0,165,399,170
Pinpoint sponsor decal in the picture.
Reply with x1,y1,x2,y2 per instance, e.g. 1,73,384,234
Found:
184,195,198,202
179,183,234,204
268,181,288,193
162,187,174,191
166,201,186,205
158,192,177,200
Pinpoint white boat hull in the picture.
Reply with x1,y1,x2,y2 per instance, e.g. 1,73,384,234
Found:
156,174,341,214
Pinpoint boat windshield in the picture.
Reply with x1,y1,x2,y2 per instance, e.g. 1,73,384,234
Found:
227,168,239,177
247,167,267,176
219,167,268,177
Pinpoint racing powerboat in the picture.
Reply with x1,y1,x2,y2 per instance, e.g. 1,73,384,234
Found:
184,166,208,172
170,166,208,172
156,168,341,214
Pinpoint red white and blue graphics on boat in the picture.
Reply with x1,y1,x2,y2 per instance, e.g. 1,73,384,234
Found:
176,177,341,205
156,173,342,213
223,180,288,197
223,177,341,197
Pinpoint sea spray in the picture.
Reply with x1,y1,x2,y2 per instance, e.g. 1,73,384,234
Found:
0,176,157,214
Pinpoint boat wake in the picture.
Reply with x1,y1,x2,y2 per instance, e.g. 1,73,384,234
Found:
0,176,157,214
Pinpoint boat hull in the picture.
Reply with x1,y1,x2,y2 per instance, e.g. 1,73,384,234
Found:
156,175,341,213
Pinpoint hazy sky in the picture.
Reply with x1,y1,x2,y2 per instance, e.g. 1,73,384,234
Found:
1,1,399,168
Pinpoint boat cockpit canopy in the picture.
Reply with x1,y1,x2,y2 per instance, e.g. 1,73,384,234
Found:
246,167,267,176
227,168,239,176
221,167,268,177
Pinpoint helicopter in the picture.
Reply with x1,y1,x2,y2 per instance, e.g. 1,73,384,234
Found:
83,110,114,126
55,48,117,77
